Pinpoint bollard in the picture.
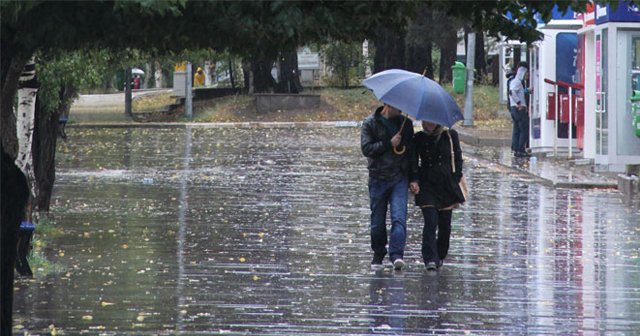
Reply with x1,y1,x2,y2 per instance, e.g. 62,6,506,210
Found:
15,220,35,277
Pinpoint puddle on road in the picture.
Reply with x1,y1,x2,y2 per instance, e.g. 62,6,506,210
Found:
13,127,640,335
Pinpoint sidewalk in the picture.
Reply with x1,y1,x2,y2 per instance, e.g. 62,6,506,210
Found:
456,126,619,189
69,89,172,123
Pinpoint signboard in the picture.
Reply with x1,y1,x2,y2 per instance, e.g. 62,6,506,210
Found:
297,52,320,70
596,1,640,24
579,2,595,25
556,33,578,93
596,37,601,94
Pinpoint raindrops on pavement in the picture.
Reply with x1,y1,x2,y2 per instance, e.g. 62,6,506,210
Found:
12,126,640,335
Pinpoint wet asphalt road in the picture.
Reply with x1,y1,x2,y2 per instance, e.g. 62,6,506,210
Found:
12,126,640,335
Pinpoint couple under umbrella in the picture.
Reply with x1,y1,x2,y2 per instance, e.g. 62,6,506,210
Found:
361,69,467,272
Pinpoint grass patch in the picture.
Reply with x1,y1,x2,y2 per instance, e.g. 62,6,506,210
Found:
27,216,65,276
194,94,254,122
444,84,504,121
132,92,176,112
132,84,508,127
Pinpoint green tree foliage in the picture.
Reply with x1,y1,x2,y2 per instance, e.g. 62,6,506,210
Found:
322,41,362,88
37,50,112,114
438,0,603,43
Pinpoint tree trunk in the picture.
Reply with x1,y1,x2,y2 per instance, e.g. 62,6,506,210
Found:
246,58,276,93
474,29,487,84
438,32,457,84
15,58,38,201
513,46,522,68
32,85,74,212
154,61,163,88
228,57,236,89
372,26,406,73
405,3,434,79
406,43,433,79
241,60,252,94
1,56,28,160
204,60,213,87
124,68,132,118
362,40,372,78
277,50,302,93
490,54,499,86
143,63,152,89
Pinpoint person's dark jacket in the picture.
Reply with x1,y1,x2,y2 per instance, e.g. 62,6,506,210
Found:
361,106,418,181
1,146,29,335
413,128,465,209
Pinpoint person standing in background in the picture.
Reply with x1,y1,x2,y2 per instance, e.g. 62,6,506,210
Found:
508,62,530,157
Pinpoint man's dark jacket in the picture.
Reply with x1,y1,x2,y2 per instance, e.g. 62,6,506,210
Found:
361,106,418,181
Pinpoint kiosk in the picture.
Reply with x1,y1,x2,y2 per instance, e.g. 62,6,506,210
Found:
528,18,583,157
578,1,640,171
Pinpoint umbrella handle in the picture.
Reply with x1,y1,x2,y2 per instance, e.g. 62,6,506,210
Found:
393,145,406,155
392,116,409,155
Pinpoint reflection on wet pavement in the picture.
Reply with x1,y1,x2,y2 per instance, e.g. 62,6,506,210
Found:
13,127,640,335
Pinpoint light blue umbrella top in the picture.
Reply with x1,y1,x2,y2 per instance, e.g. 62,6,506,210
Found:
363,69,463,128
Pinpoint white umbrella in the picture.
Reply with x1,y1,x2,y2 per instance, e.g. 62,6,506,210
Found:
131,68,145,75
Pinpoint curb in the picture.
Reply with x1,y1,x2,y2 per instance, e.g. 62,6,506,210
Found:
467,151,617,189
457,132,511,147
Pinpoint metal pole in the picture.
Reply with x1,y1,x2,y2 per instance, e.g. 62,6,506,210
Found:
185,62,193,119
568,87,573,159
463,32,475,126
554,84,558,158
125,68,132,119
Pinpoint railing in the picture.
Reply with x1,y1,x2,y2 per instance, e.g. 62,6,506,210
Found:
544,78,584,159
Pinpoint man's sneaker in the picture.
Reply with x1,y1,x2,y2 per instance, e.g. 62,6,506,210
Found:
426,261,437,271
393,258,405,271
371,255,384,270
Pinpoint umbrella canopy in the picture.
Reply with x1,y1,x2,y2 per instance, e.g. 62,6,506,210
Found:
131,68,145,75
363,69,463,127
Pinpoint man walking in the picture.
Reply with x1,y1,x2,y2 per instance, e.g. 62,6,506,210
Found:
361,104,418,271
508,62,530,157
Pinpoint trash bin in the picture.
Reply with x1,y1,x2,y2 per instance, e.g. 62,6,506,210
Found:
631,90,640,137
451,61,466,94
16,220,35,277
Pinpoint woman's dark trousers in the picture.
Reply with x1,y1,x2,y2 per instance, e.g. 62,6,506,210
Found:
421,207,452,265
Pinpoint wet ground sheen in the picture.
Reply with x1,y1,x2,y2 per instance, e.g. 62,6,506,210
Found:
13,126,640,335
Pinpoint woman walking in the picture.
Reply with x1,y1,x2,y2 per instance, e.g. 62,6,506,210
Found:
413,121,466,271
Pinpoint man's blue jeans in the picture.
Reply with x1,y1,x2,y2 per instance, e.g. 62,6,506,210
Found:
368,175,409,262
510,106,529,153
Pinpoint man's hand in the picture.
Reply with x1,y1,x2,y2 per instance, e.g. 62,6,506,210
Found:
409,182,420,194
391,133,401,147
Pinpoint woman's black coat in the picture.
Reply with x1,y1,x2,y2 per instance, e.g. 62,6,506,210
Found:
413,128,465,209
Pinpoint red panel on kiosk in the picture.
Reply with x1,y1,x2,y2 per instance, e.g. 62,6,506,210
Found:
576,96,584,149
575,96,584,125
546,93,556,120
559,94,570,123
545,78,583,124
